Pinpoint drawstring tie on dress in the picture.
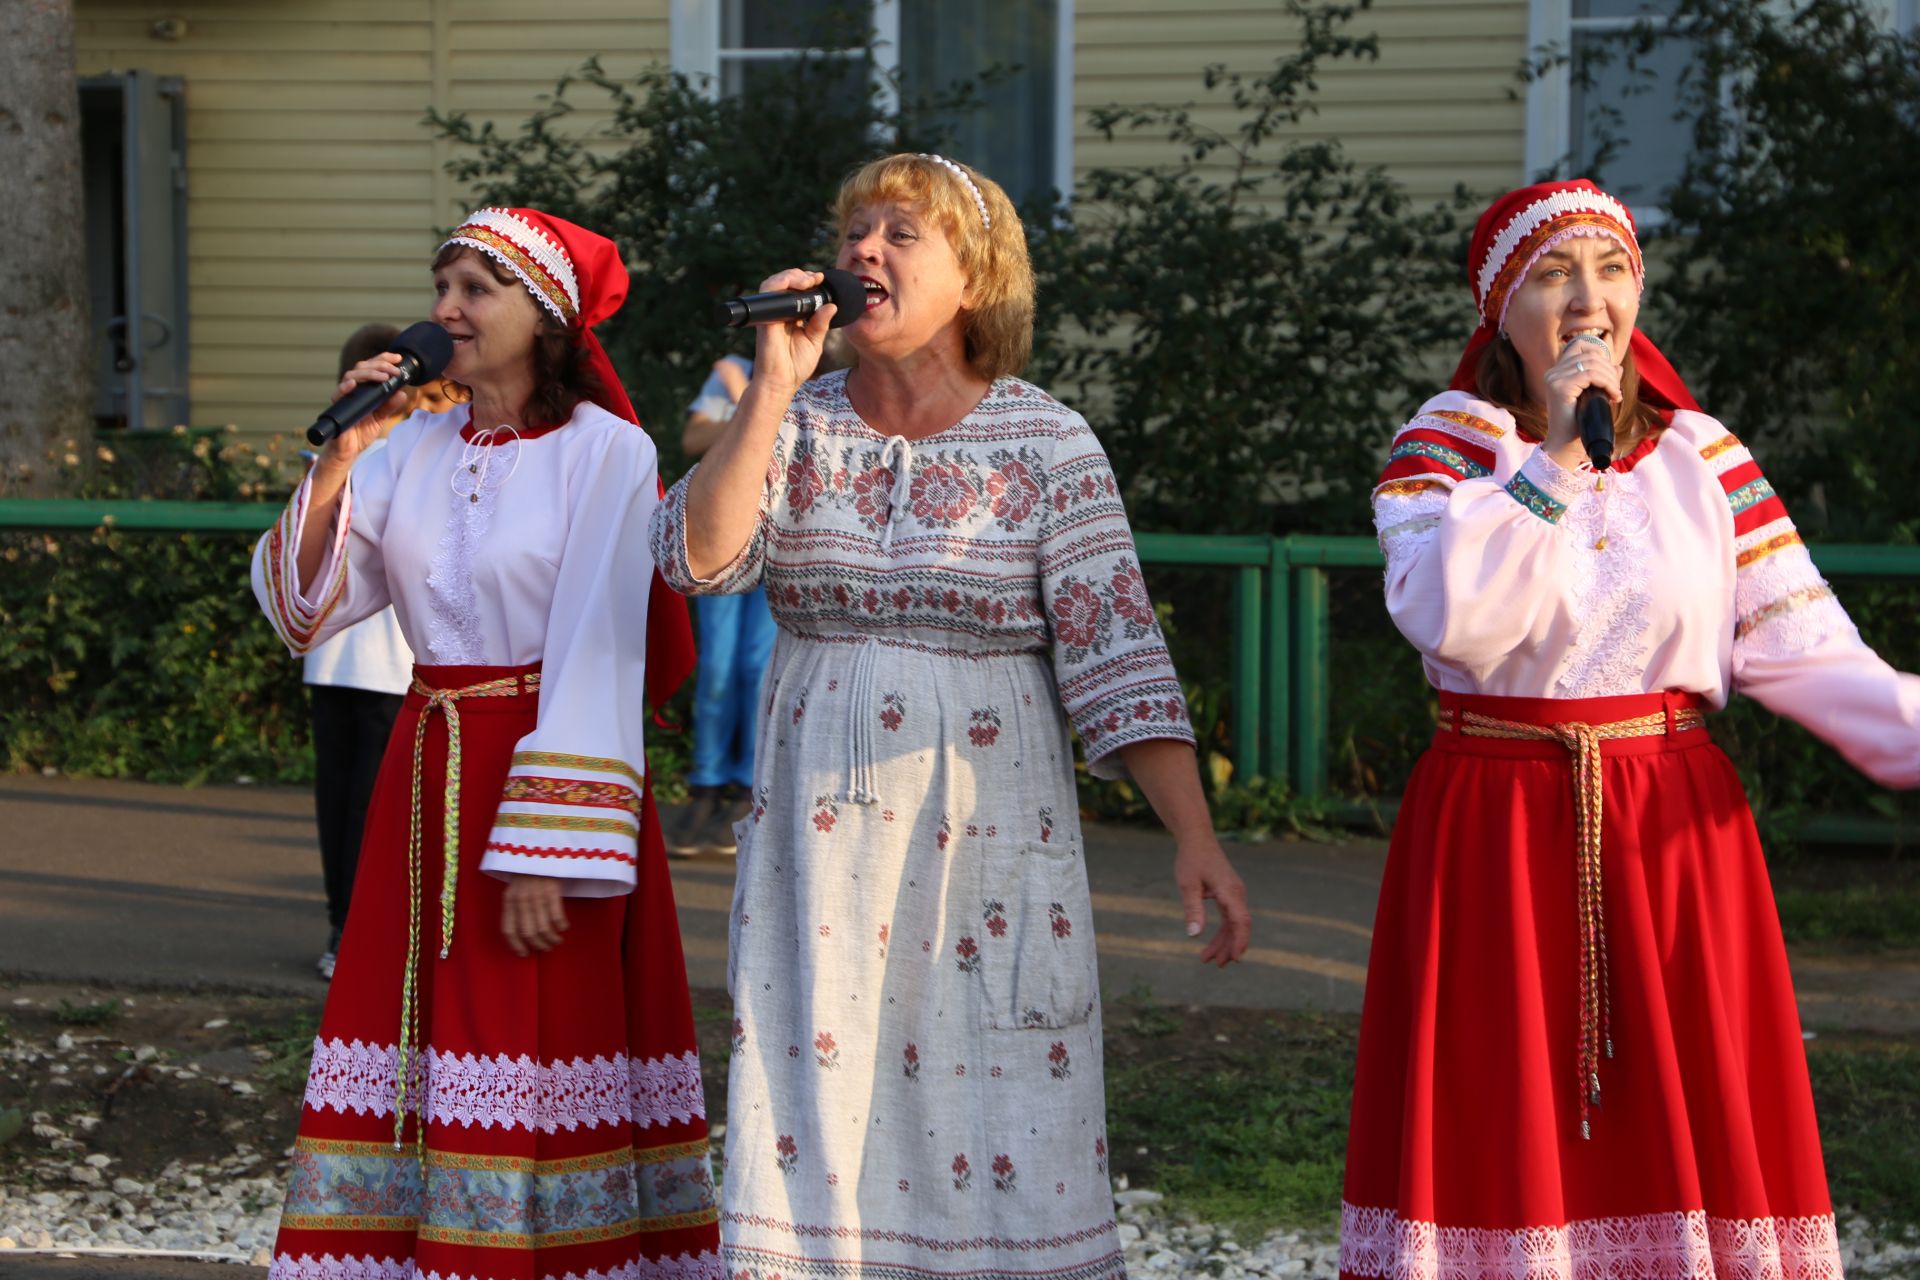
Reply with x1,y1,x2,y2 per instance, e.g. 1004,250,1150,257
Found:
1440,697,1704,1140
392,670,540,1153
840,435,915,804
879,434,913,551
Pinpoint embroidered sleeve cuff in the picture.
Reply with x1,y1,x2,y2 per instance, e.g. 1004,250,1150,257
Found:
1063,655,1196,781
1505,448,1590,525
259,475,350,654
479,750,646,897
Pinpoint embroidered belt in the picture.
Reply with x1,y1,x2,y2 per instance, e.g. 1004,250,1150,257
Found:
1437,696,1705,1140
393,669,541,1151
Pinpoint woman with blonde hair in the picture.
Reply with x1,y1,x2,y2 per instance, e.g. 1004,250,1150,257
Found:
652,154,1251,1280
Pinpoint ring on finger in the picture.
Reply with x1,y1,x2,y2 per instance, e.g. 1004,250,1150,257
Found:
1576,361,1586,373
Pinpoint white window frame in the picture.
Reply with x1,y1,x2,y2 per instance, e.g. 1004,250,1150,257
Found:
670,0,1076,204
1524,0,1685,225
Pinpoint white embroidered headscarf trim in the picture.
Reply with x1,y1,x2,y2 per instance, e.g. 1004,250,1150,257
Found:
918,154,991,229
440,207,581,325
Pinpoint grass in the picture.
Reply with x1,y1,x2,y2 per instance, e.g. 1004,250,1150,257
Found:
1807,1034,1920,1226
1104,1007,1352,1234
1102,1006,1920,1237
1777,885,1920,949
51,999,119,1027
244,1009,322,1094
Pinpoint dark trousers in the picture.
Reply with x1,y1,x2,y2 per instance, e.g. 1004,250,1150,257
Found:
309,684,404,937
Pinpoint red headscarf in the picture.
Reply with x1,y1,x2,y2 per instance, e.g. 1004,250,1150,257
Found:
441,207,695,704
1448,179,1699,419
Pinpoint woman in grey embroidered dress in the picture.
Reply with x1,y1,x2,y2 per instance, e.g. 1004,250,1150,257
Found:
650,155,1252,1280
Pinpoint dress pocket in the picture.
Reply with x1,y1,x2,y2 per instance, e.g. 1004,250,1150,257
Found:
976,839,1097,1031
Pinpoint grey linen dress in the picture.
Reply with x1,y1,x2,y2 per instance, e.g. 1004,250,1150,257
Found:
649,370,1193,1280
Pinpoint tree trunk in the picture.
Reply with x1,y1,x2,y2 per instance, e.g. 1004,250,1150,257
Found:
0,0,93,497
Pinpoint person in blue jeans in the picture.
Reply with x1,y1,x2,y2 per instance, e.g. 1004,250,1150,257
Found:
669,354,778,854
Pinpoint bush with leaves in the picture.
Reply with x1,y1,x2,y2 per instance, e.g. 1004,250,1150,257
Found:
0,431,310,784
1027,1,1474,539
1539,0,1919,541
428,46,984,478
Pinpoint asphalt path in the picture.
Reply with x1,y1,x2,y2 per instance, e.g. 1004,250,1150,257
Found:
0,773,1384,1014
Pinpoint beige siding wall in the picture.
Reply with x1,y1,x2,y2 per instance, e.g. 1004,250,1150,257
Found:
75,0,667,437
75,0,1528,436
1072,0,1530,204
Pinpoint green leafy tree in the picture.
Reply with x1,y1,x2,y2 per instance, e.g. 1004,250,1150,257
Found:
428,42,970,474
1028,1,1474,537
1541,0,1920,540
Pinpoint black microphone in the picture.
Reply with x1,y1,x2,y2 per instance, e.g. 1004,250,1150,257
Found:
1562,335,1615,471
307,321,456,447
1577,387,1614,471
715,269,866,329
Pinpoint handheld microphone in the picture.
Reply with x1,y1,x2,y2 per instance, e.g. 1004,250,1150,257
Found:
1577,387,1614,471
307,321,455,447
1562,335,1615,471
715,269,866,329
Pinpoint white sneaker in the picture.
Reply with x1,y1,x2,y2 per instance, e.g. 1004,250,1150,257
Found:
317,950,337,981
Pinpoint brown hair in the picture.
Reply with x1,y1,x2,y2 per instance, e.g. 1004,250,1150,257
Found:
832,154,1034,382
337,322,400,378
1473,333,1665,449
430,243,606,427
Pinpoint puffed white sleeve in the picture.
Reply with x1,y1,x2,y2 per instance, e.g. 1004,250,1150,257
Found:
1374,395,1589,675
1706,432,1920,788
479,423,659,896
249,433,402,655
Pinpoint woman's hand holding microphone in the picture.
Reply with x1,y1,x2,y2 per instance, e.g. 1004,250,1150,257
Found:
1542,334,1621,469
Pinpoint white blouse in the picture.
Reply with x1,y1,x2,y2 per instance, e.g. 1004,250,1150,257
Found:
1373,390,1920,789
252,403,662,896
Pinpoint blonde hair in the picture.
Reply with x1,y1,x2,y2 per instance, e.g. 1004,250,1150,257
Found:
832,153,1034,382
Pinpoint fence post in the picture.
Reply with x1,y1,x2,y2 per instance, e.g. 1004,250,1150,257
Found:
1290,561,1330,799
1264,536,1290,784
1231,565,1264,782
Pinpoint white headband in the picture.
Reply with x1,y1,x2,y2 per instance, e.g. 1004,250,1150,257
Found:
918,154,991,230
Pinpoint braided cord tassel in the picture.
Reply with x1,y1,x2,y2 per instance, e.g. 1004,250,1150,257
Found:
1457,706,1698,1139
439,703,462,961
394,689,442,1153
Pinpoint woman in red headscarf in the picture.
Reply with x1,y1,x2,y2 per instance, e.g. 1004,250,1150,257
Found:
1343,179,1920,1280
251,209,719,1280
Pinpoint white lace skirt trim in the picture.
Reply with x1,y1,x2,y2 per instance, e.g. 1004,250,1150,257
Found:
270,1250,728,1280
302,1038,704,1132
1340,1202,1842,1280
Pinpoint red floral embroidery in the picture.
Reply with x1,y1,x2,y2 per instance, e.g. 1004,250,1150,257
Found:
992,1154,1017,1191
1048,1041,1071,1080
1039,807,1055,843
1111,561,1154,628
786,455,825,515
986,460,1041,525
814,1030,840,1070
910,463,979,524
952,1154,972,1190
1050,579,1105,652
812,795,839,833
850,465,896,528
776,1134,798,1174
1095,1136,1108,1175
968,706,1002,747
903,1041,920,1081
878,922,890,958
1049,901,1073,938
731,1019,745,1055
983,898,1008,938
879,691,906,732
954,935,981,976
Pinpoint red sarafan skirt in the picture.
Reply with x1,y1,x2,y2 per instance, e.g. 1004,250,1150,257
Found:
1340,690,1844,1280
269,664,722,1280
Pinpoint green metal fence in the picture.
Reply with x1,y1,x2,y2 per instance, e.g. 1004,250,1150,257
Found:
5,500,1919,838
